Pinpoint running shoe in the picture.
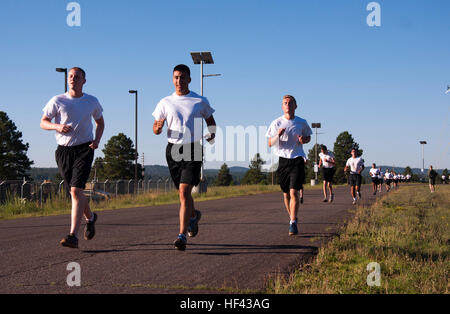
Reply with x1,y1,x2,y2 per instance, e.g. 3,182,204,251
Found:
60,234,78,249
357,191,362,200
84,212,97,240
187,210,202,237
289,221,298,236
174,234,187,251
352,199,357,205
323,198,328,202
329,194,334,203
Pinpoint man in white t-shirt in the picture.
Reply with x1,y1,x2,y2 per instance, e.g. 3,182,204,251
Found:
40,67,104,249
405,173,411,183
384,169,392,192
344,148,365,205
266,95,312,236
153,64,216,251
377,168,383,192
369,163,380,196
318,145,335,202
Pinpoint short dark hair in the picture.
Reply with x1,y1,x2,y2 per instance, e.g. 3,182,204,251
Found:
173,64,190,77
321,145,327,151
70,67,86,79
283,95,297,106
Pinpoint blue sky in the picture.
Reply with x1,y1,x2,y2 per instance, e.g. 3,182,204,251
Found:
1,0,449,170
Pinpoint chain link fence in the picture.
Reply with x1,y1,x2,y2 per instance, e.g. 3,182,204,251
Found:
0,178,175,205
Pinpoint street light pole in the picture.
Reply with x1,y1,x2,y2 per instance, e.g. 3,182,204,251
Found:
311,123,321,184
56,68,68,92
190,52,221,193
419,141,427,172
129,90,138,184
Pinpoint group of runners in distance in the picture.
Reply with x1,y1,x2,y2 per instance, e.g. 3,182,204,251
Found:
39,64,428,251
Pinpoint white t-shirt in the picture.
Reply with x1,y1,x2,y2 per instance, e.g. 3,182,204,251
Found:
152,91,215,144
346,157,364,174
369,168,380,177
266,115,312,159
385,172,392,179
319,152,335,168
43,93,103,146
406,174,411,179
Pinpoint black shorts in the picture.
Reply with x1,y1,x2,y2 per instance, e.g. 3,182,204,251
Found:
349,173,362,187
371,177,379,184
429,178,436,185
55,142,94,190
277,157,305,193
322,167,335,182
166,142,202,190
385,179,391,185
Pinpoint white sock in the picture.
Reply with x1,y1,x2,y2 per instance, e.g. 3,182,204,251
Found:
290,220,296,225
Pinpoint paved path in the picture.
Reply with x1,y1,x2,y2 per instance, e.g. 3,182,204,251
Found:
0,185,379,293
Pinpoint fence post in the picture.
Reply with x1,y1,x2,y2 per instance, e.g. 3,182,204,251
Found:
157,178,162,193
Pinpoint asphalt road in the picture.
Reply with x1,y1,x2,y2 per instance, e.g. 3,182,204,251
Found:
0,184,379,294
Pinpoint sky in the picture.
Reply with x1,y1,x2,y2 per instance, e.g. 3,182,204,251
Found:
1,0,449,170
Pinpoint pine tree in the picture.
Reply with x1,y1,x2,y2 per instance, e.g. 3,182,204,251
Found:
332,131,363,184
0,111,33,179
242,153,267,185
101,133,142,180
403,166,413,176
215,163,233,186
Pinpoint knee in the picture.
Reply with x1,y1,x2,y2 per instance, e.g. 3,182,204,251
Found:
179,185,192,201
289,190,299,199
70,187,84,199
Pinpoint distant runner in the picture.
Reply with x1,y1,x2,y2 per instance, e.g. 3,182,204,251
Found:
369,163,380,195
428,165,438,193
267,95,312,236
318,145,335,202
344,148,365,205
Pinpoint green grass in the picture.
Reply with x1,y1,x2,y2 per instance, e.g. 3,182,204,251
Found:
267,185,450,294
0,184,308,220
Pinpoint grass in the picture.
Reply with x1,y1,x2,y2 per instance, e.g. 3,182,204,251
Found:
267,185,450,294
0,184,313,220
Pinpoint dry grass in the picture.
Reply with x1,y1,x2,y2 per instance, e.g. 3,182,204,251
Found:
267,185,450,294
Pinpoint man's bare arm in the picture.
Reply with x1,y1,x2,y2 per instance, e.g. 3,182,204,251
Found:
153,119,165,135
205,115,216,142
40,114,72,133
90,116,105,150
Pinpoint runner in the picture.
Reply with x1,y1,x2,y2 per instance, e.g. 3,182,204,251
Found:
369,163,380,195
406,173,411,183
267,95,312,236
153,64,216,250
344,148,365,205
428,165,438,193
40,67,104,249
318,145,335,202
384,169,392,192
393,171,399,189
377,168,383,192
